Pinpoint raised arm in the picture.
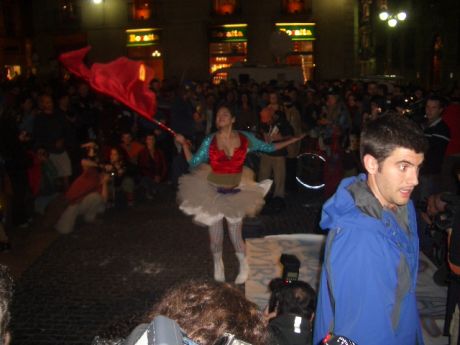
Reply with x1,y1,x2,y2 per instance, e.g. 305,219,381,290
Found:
272,133,306,151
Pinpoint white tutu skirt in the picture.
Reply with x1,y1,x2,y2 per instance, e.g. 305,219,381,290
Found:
177,164,272,226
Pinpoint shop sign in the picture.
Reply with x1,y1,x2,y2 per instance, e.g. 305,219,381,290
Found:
210,24,247,43
126,28,161,47
275,23,316,41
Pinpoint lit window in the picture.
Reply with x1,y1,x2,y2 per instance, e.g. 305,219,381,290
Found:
213,0,238,16
283,0,306,14
132,0,152,20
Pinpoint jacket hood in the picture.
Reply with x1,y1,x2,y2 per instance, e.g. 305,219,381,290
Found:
320,173,383,230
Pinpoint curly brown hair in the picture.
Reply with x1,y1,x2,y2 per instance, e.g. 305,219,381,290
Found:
148,280,269,345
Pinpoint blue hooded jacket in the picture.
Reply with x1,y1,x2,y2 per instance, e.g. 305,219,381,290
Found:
313,174,424,345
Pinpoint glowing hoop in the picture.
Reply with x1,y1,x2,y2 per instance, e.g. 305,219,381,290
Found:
296,152,326,190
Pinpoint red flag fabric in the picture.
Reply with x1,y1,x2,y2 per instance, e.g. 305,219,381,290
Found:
58,46,91,81
59,46,157,122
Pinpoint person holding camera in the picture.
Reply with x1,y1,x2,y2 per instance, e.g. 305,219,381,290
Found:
175,105,304,284
314,114,428,345
264,278,316,345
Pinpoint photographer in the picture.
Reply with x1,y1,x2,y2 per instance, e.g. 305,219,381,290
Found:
105,147,137,207
55,142,110,234
264,278,316,345
115,280,269,345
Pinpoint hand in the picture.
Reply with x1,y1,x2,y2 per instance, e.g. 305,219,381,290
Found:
175,134,188,146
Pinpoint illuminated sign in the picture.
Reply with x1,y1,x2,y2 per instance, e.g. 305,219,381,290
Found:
275,23,316,41
210,24,247,43
126,28,161,47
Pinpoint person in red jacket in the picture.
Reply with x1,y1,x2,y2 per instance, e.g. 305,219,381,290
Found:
138,133,167,199
441,93,460,192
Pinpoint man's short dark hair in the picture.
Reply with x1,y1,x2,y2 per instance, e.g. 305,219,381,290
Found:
426,94,446,108
360,113,428,163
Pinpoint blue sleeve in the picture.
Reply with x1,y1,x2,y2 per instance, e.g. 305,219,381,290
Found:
188,134,214,169
241,131,275,153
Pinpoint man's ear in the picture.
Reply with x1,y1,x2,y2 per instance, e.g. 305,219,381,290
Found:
363,154,379,175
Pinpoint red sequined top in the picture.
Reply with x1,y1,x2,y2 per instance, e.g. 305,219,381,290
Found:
208,133,248,174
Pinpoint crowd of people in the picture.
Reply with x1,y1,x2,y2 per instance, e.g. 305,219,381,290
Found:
0,71,460,344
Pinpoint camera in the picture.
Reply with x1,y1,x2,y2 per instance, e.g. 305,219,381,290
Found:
280,253,300,283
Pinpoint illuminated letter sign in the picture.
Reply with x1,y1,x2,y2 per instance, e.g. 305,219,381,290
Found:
210,24,248,43
275,23,316,41
126,28,161,47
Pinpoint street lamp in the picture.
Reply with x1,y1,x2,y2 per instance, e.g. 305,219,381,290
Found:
379,8,407,27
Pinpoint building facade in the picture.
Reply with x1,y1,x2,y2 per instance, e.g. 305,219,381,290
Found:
23,0,357,83
2,0,459,88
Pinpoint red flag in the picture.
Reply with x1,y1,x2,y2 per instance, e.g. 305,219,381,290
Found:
58,46,91,81
59,46,157,122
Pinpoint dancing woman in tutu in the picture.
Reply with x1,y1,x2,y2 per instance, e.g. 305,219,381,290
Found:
175,105,304,284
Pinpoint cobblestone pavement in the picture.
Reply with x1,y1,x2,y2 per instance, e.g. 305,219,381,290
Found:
9,185,323,345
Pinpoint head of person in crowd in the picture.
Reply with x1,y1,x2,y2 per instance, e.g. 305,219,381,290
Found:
19,94,35,115
265,278,316,345
57,92,70,112
109,146,127,165
38,94,54,115
325,87,341,108
81,141,100,161
120,131,134,147
425,94,445,124
377,83,389,98
147,280,269,345
260,107,275,125
369,95,386,115
144,133,157,151
0,265,14,345
426,193,447,218
77,82,90,98
268,91,280,108
266,278,316,321
360,114,428,207
366,81,378,97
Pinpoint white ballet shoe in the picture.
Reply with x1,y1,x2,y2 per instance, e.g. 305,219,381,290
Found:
235,252,249,284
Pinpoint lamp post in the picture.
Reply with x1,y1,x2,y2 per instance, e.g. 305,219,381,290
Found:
378,4,407,74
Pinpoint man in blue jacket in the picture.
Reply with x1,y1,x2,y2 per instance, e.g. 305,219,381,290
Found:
313,114,428,345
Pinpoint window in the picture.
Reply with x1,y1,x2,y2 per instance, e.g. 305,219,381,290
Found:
213,0,240,16
129,0,153,21
282,0,307,14
59,0,79,23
